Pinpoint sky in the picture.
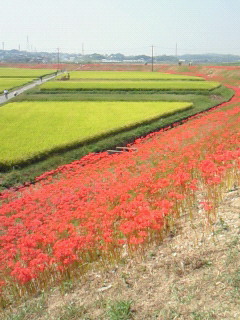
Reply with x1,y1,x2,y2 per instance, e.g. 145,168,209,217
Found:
1,0,240,56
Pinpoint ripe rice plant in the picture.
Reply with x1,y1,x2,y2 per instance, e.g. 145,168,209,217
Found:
40,80,220,91
0,67,55,78
0,78,35,93
0,101,192,167
67,71,204,80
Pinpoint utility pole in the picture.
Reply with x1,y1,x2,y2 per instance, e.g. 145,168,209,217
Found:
82,43,84,56
57,48,60,71
151,45,154,72
175,43,178,58
26,36,29,51
2,42,4,50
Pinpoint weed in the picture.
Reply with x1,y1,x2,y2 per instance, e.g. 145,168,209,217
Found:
1,294,48,320
190,310,217,319
55,301,87,320
227,267,240,291
158,308,182,319
225,236,239,266
149,251,157,258
60,279,75,294
106,300,133,320
213,216,230,235
93,297,107,309
170,284,195,304
227,235,239,249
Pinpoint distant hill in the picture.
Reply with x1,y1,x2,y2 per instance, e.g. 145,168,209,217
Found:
0,49,240,65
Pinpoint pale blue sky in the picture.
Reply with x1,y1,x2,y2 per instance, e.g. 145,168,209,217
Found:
1,0,239,56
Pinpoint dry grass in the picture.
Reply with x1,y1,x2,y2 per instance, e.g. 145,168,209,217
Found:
2,188,239,320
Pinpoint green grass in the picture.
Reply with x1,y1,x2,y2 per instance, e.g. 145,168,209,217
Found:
14,85,231,102
1,294,47,320
0,78,35,93
40,80,220,91
67,71,204,80
0,67,56,78
106,300,133,320
0,100,192,168
55,302,88,320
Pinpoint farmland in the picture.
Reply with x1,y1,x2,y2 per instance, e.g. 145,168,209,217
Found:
0,78,34,93
66,70,204,80
40,79,220,91
0,68,233,188
0,64,239,319
0,100,192,167
0,67,55,78
0,67,55,93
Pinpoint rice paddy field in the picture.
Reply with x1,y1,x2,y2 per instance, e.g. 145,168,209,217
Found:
66,71,204,80
0,100,192,167
0,68,233,181
40,79,220,91
0,67,55,78
0,78,34,93
0,67,56,93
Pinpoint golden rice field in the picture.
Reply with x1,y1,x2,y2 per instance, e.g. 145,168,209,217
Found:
0,67,56,93
0,67,55,78
0,78,35,93
66,71,204,80
0,100,192,166
40,80,220,91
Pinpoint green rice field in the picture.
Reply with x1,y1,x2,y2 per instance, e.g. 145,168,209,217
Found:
0,78,35,93
40,80,220,91
0,67,56,93
67,71,204,80
0,101,192,166
0,67,55,78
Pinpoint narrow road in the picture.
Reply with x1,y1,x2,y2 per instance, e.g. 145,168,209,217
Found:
0,72,62,105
